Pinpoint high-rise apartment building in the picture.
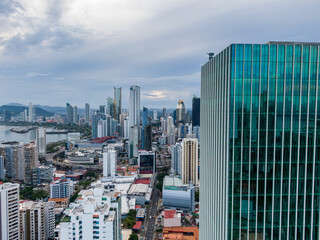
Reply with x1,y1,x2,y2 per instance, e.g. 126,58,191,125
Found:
129,85,141,127
167,116,174,135
92,111,106,139
32,166,54,185
103,147,117,177
153,110,157,120
50,178,74,198
181,138,198,186
192,96,200,126
28,103,36,122
0,182,20,240
107,97,115,118
36,127,46,155
85,103,90,124
171,142,182,175
19,201,55,240
24,142,38,185
73,106,78,124
129,126,139,158
66,103,73,124
200,42,320,239
163,108,167,118
114,87,122,120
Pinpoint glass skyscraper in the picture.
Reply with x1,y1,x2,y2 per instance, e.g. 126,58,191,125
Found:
114,87,122,120
200,42,320,239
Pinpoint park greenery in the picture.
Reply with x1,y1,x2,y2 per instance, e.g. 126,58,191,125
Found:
122,210,137,229
20,186,49,200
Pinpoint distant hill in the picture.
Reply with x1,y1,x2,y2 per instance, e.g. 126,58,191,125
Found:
0,105,54,117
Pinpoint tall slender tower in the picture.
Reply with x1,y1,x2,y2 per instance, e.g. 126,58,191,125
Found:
85,103,90,124
114,87,122,120
28,102,35,122
129,85,141,127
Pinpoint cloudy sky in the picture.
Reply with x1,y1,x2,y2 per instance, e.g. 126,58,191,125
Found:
0,0,319,109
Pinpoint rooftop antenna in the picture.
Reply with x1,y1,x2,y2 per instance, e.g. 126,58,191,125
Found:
207,52,214,61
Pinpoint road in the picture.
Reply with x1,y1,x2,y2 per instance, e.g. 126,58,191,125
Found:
145,187,160,240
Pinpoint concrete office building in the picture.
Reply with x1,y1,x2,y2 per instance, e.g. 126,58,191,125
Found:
0,183,20,240
181,138,198,185
129,85,141,127
114,87,122,120
200,42,320,239
103,147,117,178
36,127,46,155
162,176,194,211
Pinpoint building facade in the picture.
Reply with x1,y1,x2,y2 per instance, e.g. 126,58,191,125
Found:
85,103,90,124
114,87,122,120
200,42,320,239
129,85,141,127
0,183,20,240
192,96,200,126
103,147,117,178
181,138,198,185
162,176,194,211
36,127,46,156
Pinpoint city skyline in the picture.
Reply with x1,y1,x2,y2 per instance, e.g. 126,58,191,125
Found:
1,1,319,108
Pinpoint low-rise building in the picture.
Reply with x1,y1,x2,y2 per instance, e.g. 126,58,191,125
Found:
162,175,194,211
127,183,152,205
161,210,181,227
162,227,199,240
48,197,69,209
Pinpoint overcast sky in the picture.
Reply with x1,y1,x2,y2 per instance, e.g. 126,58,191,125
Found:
0,0,319,109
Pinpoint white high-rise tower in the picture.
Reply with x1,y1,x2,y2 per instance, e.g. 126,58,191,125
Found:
0,183,20,240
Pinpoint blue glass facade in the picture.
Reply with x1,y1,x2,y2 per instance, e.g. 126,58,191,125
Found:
200,42,320,239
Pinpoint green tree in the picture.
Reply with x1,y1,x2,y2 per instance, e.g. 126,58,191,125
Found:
195,190,199,202
129,233,139,240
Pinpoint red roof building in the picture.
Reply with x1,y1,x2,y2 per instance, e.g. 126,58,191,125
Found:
132,221,142,231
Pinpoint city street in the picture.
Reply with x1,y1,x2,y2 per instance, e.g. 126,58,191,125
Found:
145,181,160,240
